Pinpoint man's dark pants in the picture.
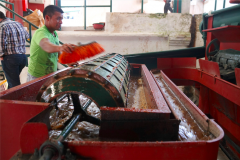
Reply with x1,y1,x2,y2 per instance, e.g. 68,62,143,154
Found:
164,2,173,13
1,54,27,89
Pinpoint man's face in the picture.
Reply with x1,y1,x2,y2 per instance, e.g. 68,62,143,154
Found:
47,11,63,30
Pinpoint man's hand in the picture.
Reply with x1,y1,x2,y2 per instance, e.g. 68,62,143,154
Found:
0,57,3,61
60,44,77,53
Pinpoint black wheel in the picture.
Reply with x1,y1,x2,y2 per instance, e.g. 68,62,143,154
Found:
206,38,220,60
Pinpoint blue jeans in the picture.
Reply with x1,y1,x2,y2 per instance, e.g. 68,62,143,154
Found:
1,54,27,89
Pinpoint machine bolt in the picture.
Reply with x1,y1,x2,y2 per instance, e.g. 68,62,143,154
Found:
53,74,58,79
69,70,75,76
41,86,46,90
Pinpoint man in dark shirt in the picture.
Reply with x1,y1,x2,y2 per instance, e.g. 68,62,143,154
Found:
0,11,29,89
164,0,173,13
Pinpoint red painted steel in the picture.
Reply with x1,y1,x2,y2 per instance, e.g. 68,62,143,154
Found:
157,66,240,107
20,123,49,154
157,57,196,69
100,107,170,120
235,68,240,86
141,64,170,111
66,141,220,160
199,59,220,78
203,26,240,43
177,0,179,13
0,68,69,101
230,0,240,3
0,100,49,160
157,58,240,158
206,16,215,60
198,85,210,114
64,69,224,160
203,26,240,51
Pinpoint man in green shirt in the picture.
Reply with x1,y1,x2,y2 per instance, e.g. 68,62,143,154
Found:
27,5,76,81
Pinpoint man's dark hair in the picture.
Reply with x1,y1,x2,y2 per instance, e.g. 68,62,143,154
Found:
0,11,6,20
43,5,64,19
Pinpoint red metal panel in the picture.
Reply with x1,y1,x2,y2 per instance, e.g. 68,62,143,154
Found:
141,64,170,111
66,141,220,160
220,42,240,51
160,68,240,107
210,102,240,146
230,0,240,3
157,57,196,70
100,107,170,120
236,68,240,86
198,85,210,114
14,0,23,25
199,59,220,78
203,26,240,42
0,100,49,160
20,123,49,154
0,68,69,101
156,57,240,158
206,16,214,60
22,0,28,12
203,25,240,51
209,89,239,124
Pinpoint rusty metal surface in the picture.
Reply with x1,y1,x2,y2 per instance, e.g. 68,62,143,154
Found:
100,107,169,121
99,119,179,141
79,53,130,106
141,64,170,112
99,64,174,141
36,53,130,108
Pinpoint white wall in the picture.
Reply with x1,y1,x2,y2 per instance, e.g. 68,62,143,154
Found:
190,0,204,14
181,0,191,13
60,0,168,27
204,0,237,13
0,2,6,14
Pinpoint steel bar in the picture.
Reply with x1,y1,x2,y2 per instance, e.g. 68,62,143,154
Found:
57,114,81,142
214,0,217,10
84,0,86,30
82,99,92,111
61,5,111,8
110,0,112,12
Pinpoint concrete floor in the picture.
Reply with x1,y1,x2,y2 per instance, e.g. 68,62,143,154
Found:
218,148,230,160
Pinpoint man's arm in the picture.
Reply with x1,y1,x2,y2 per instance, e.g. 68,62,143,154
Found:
39,38,76,53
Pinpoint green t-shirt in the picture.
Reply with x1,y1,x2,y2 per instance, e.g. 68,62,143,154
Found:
28,25,59,78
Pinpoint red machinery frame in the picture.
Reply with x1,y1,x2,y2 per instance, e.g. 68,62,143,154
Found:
157,57,240,158
0,64,224,160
